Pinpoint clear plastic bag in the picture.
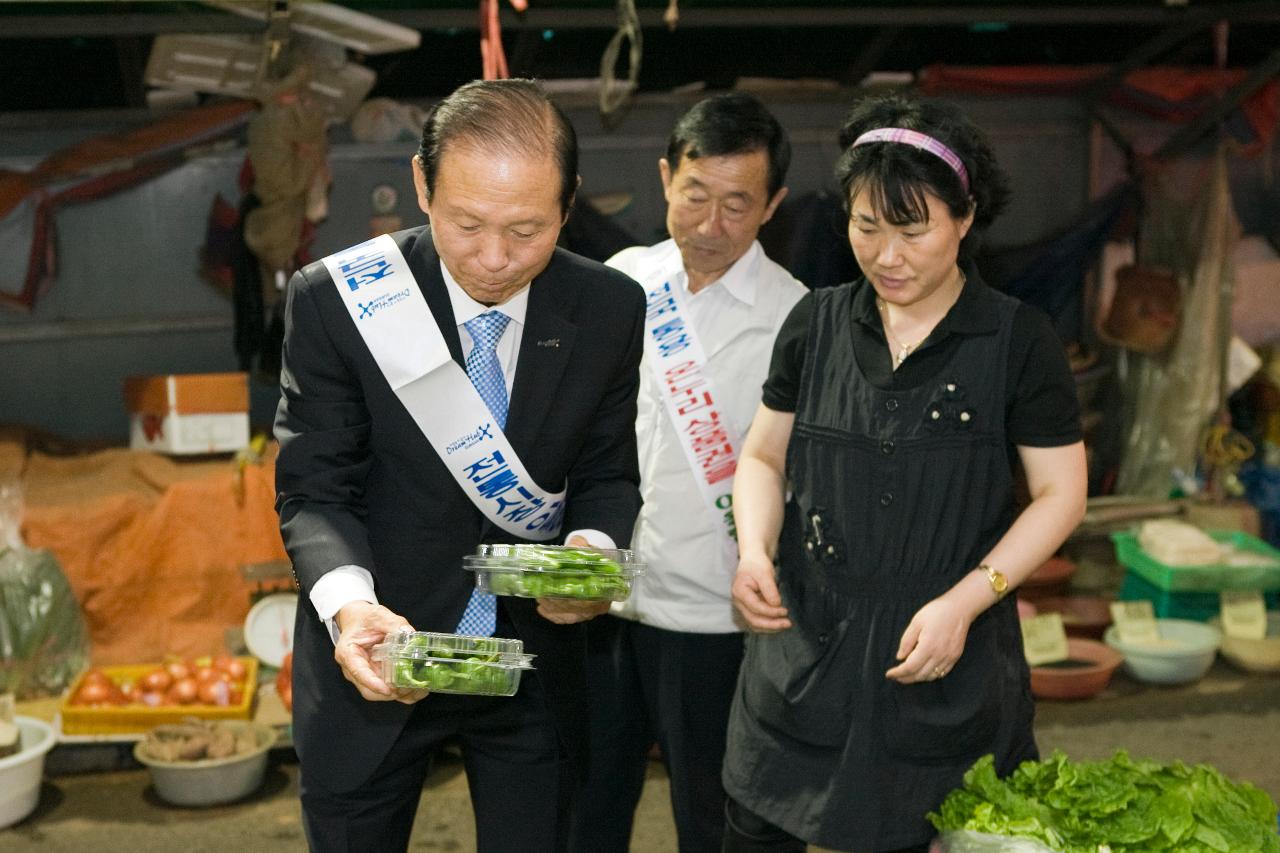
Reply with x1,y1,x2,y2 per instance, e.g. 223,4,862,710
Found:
0,481,90,699
934,830,1062,852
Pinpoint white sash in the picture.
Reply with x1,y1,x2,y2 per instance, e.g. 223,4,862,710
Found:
642,267,740,562
322,234,565,540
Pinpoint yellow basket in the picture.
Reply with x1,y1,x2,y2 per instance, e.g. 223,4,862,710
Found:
59,657,259,736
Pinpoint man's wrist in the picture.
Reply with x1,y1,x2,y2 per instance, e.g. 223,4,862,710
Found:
335,600,376,633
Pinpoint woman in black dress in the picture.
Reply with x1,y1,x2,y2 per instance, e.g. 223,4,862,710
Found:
721,94,1088,853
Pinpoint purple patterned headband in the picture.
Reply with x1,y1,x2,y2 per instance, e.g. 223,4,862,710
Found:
851,127,970,193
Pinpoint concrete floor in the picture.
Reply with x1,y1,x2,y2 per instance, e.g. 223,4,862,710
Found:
3,661,1278,853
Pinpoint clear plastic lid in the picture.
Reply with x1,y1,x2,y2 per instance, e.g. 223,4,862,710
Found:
464,543,644,575
371,631,534,696
371,630,534,667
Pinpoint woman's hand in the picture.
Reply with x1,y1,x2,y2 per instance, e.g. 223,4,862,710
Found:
885,596,973,684
731,551,792,633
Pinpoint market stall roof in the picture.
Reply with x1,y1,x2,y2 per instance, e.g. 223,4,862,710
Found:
2,1,1279,110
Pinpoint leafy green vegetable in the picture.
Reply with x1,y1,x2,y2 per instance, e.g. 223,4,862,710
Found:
929,751,1280,852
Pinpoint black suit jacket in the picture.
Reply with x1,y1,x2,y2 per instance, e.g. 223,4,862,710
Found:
275,226,645,791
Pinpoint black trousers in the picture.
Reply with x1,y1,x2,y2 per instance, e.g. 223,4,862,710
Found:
300,671,570,853
568,615,745,853
722,798,932,853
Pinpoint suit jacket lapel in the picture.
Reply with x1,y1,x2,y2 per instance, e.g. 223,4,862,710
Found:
407,228,465,368
506,260,578,456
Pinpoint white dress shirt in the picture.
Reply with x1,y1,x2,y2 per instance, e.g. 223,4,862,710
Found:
607,239,807,633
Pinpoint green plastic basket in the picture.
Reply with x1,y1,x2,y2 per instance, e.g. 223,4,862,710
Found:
1118,571,1280,622
1111,529,1280,593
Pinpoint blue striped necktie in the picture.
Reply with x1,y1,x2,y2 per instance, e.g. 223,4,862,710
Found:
454,311,511,637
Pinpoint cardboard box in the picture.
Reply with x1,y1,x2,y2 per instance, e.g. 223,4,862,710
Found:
123,372,250,455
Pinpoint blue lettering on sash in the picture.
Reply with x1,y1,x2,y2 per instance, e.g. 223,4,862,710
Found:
464,450,507,480
650,317,690,357
476,468,519,499
645,281,679,322
343,257,393,291
527,500,565,533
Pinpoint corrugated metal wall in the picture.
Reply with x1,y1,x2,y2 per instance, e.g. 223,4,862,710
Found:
0,90,1136,440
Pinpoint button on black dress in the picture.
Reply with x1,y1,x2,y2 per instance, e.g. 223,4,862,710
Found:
723,279,1040,852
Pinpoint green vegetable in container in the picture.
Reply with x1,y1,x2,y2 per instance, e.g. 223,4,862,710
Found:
929,750,1280,852
389,635,515,695
484,545,631,600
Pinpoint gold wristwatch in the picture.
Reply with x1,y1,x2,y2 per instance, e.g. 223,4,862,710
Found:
980,563,1008,599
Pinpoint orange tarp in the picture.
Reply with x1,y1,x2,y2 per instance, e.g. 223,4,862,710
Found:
16,444,288,666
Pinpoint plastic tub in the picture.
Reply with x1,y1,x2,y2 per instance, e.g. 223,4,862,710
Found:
133,721,276,807
1211,612,1280,674
372,630,535,696
464,544,644,602
1018,557,1077,601
1103,619,1221,685
1030,638,1123,701
1033,596,1113,640
0,716,56,828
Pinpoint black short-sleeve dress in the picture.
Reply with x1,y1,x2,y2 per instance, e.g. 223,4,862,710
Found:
722,262,1082,852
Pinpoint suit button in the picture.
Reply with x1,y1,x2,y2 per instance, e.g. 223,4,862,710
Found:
879,492,894,507
881,440,894,455
885,398,899,412
818,633,829,645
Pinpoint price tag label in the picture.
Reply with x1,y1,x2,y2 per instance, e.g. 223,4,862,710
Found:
1220,590,1267,641
1021,612,1070,667
1110,600,1159,645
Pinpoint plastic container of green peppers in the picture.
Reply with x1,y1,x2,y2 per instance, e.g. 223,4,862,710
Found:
371,631,535,696
463,544,644,602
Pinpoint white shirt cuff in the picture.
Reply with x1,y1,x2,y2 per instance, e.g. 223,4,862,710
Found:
310,565,378,645
567,528,617,549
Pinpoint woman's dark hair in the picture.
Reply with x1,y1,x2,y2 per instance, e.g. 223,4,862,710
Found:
666,92,791,198
834,93,1009,256
416,78,579,216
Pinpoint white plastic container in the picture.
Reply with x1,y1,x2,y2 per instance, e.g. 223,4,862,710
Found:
0,716,56,829
1103,618,1221,685
464,544,644,602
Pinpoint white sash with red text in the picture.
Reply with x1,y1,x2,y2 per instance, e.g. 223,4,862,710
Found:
643,272,740,563
321,234,565,540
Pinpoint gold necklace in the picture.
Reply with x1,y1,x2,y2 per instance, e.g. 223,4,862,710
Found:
877,270,967,370
877,299,923,368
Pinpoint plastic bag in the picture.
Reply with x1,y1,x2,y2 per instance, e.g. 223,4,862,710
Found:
934,830,1061,853
0,481,90,700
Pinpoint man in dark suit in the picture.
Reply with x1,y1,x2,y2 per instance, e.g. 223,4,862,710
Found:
274,79,646,853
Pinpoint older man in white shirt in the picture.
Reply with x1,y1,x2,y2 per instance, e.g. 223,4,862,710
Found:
568,92,807,853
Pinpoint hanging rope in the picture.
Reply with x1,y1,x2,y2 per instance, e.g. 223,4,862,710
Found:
664,0,680,30
599,0,642,119
479,0,523,80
